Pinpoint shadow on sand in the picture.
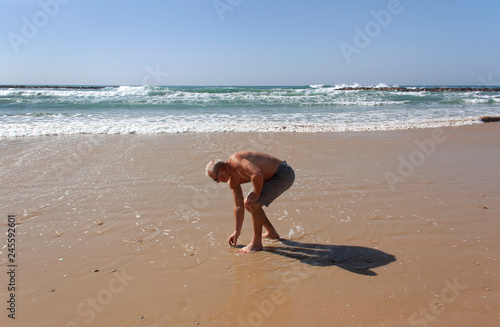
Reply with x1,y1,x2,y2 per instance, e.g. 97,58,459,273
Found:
267,239,396,276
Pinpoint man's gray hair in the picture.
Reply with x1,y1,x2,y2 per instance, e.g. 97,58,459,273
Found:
205,159,225,177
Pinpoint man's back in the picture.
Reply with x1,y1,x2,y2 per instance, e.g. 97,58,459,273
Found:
228,151,282,183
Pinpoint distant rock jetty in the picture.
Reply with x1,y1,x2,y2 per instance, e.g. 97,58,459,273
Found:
480,116,500,123
335,86,500,92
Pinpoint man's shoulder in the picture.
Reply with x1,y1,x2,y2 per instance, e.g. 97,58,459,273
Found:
228,151,246,162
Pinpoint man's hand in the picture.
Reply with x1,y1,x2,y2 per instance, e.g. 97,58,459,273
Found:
228,231,240,246
244,192,259,211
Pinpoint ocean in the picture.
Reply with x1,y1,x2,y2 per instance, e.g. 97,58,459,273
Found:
1,84,499,137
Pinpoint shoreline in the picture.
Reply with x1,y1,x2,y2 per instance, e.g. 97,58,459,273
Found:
0,119,495,139
1,123,499,326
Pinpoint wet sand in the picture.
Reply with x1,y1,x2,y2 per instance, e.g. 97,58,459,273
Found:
1,123,499,326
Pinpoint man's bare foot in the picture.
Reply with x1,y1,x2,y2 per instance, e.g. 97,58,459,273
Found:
237,242,263,253
262,231,280,240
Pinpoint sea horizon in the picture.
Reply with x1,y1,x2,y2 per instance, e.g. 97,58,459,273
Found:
2,83,500,89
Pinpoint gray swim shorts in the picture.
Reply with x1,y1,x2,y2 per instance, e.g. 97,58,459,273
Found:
251,161,295,207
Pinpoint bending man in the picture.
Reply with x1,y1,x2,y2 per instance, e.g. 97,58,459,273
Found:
206,151,295,253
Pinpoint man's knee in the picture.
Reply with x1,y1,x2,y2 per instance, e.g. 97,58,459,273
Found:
246,202,263,214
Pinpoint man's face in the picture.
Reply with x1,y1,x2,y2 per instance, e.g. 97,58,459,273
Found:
211,168,228,183
211,168,220,182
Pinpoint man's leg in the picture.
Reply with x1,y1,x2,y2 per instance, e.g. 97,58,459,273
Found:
262,211,280,239
239,202,266,253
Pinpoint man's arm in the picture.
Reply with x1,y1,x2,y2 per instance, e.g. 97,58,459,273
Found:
239,159,264,210
230,154,264,209
228,183,244,246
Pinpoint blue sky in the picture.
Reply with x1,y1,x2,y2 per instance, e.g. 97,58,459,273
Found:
1,0,499,86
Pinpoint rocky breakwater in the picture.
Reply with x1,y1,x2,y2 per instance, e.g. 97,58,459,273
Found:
337,86,500,92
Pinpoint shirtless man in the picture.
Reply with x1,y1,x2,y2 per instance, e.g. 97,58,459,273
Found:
206,151,295,253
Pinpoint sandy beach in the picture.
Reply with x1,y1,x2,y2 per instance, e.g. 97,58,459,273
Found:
1,123,499,327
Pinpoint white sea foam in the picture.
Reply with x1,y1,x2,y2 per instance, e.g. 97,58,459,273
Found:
0,115,483,137
333,83,361,89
